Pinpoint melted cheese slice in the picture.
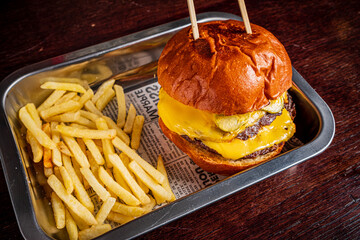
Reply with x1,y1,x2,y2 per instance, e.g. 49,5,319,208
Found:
158,88,295,160
158,89,264,142
202,109,295,159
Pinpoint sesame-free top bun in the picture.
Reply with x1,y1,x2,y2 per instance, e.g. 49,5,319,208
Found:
157,20,292,115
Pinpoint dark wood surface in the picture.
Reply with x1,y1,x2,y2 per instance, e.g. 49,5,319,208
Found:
1,0,360,239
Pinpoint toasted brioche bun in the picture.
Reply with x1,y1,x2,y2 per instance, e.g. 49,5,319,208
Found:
158,20,292,115
159,118,284,175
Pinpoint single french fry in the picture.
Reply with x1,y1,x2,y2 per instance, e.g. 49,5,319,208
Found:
114,85,126,128
157,155,176,201
71,95,81,102
68,207,89,231
112,137,165,184
131,115,145,150
71,157,84,184
40,100,81,120
96,118,114,168
37,90,66,112
54,92,77,106
50,122,62,166
58,141,73,157
62,135,90,168
104,168,118,199
83,138,105,165
19,106,57,149
74,117,97,129
95,197,116,224
107,212,134,225
26,130,43,163
103,116,130,145
129,161,172,203
57,125,116,139
84,100,103,116
78,89,94,107
98,167,140,206
80,110,99,123
59,166,74,194
92,79,115,103
112,202,145,217
112,167,132,193
80,168,110,201
47,175,97,225
142,195,156,214
135,174,149,194
51,192,66,229
25,103,42,128
76,138,87,154
95,88,115,111
109,154,150,204
40,81,86,93
86,151,102,184
65,209,78,240
42,123,53,168
62,154,94,213
44,166,53,177
46,111,81,123
54,166,63,182
123,104,136,134
78,224,111,240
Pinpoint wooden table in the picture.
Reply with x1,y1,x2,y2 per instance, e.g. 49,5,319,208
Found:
1,0,359,239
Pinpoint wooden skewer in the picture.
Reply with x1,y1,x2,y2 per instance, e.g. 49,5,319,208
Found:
238,0,252,34
187,0,199,40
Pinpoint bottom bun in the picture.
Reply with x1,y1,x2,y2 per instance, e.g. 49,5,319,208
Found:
159,118,284,175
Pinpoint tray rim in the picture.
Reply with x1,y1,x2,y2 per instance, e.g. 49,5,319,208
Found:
0,11,335,240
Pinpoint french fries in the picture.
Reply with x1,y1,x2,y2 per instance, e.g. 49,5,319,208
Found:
19,79,177,240
40,100,81,120
114,85,126,128
157,155,176,202
59,166,74,194
112,137,165,184
123,104,136,134
65,209,78,240
37,90,66,112
19,106,57,149
98,166,140,206
40,81,86,93
95,197,116,224
57,125,116,139
109,154,150,205
26,130,43,163
95,87,115,111
80,167,110,201
130,115,144,150
78,224,111,240
129,161,172,203
47,175,97,225
51,192,65,229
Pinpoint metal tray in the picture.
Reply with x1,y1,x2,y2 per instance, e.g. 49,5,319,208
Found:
0,12,335,239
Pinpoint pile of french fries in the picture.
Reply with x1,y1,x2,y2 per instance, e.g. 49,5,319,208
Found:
19,78,175,240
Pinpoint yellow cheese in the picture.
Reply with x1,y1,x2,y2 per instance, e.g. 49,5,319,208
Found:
158,89,264,142
158,88,295,160
202,109,295,159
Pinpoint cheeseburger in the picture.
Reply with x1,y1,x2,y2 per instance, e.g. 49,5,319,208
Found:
157,20,296,175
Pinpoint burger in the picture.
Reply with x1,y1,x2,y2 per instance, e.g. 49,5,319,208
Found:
157,20,296,175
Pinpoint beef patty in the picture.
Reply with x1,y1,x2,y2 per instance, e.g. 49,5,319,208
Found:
181,92,296,159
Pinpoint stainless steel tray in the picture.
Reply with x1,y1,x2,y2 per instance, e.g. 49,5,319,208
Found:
0,12,335,239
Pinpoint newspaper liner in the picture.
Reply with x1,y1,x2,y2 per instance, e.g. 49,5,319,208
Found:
90,81,302,228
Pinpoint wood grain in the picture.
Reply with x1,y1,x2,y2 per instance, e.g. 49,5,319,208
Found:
1,0,359,239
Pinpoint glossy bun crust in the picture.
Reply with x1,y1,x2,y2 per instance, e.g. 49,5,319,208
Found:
159,118,284,175
158,20,292,115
